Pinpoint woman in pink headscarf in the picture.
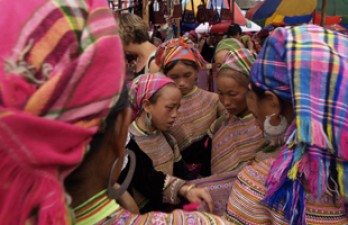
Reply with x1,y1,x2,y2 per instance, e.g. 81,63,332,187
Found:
0,0,233,224
124,73,214,214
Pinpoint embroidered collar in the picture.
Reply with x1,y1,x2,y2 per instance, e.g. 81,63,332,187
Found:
132,120,158,136
183,85,198,97
74,190,119,225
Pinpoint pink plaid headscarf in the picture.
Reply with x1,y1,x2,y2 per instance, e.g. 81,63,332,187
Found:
128,73,174,118
0,0,125,224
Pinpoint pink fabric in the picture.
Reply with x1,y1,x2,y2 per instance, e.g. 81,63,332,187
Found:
0,0,125,224
128,73,174,118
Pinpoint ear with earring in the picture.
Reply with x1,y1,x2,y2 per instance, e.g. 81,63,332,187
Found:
263,113,288,146
144,112,153,128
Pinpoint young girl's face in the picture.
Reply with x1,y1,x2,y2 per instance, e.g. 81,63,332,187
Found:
145,85,182,131
165,61,197,95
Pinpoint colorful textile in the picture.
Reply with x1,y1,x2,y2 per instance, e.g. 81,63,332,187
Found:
128,121,181,175
155,37,206,70
246,0,317,27
191,170,240,216
209,114,264,174
74,190,120,225
74,189,232,225
0,1,125,224
250,25,348,224
215,38,244,54
128,73,174,118
225,156,348,225
169,86,223,151
219,48,257,76
122,137,186,211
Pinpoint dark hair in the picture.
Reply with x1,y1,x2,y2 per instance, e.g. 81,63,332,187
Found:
88,85,128,155
65,85,128,190
250,82,266,97
163,60,199,74
227,24,242,37
249,82,290,113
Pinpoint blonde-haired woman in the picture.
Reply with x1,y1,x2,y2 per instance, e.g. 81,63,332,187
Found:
117,13,159,77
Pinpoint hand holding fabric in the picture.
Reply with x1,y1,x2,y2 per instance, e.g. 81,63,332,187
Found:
180,185,213,212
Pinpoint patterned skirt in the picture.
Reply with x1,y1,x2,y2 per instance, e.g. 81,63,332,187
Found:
225,158,348,225
99,208,232,225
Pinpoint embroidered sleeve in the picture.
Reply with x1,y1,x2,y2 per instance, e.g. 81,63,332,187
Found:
162,175,186,205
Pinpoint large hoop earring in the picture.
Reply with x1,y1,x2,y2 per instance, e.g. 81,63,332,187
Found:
144,112,153,128
107,150,136,200
263,113,288,146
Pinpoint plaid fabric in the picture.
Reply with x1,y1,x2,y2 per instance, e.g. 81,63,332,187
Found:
128,73,174,117
155,37,206,70
0,0,125,224
250,25,348,224
215,38,244,54
219,48,257,76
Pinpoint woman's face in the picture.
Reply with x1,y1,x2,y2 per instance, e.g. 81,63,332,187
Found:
165,61,197,95
147,85,182,131
217,73,248,116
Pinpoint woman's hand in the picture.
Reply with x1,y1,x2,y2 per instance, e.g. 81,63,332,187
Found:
179,185,213,212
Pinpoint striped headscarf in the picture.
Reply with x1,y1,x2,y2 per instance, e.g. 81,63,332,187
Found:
219,48,257,76
128,73,174,117
0,1,125,225
250,25,348,224
155,37,206,70
215,38,244,54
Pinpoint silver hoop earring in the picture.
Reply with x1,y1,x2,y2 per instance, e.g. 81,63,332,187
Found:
263,114,288,146
107,150,136,200
144,112,153,128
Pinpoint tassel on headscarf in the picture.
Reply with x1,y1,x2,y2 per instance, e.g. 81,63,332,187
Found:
251,25,348,224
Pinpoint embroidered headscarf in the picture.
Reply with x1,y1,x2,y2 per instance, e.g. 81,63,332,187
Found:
128,73,174,118
0,1,125,224
215,38,244,54
250,25,348,224
155,37,206,70
219,48,257,76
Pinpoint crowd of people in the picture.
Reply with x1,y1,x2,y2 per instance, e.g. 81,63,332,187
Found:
1,0,348,225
